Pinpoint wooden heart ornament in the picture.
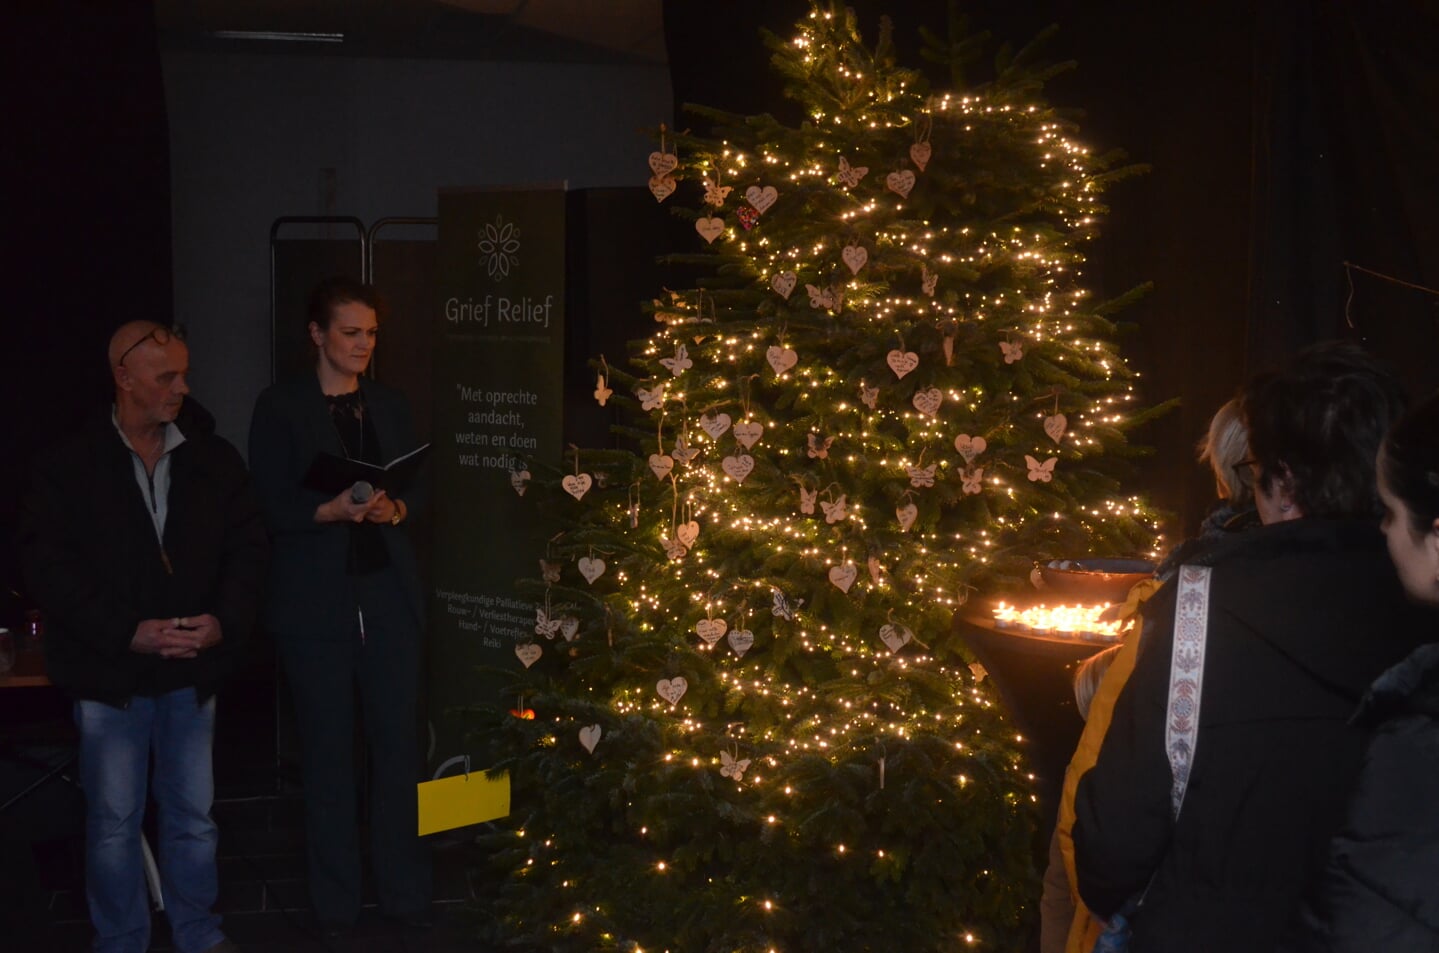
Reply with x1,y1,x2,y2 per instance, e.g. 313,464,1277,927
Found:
771,271,798,300
1044,413,1068,444
722,454,755,483
515,644,542,669
727,628,755,657
896,501,918,532
732,421,763,449
562,473,593,500
577,556,606,584
828,563,858,593
676,520,700,548
648,453,674,480
648,150,678,176
909,141,932,172
578,724,601,754
648,175,676,203
841,243,868,275
886,170,916,198
509,469,531,496
695,216,725,244
886,349,919,379
954,434,987,463
912,388,943,416
695,618,728,645
700,412,732,439
745,184,778,213
656,677,688,705
766,345,798,375
879,622,913,654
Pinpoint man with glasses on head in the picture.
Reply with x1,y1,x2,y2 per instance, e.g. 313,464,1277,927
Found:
17,320,267,953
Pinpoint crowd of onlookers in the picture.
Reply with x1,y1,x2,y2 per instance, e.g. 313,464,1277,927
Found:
1043,341,1439,953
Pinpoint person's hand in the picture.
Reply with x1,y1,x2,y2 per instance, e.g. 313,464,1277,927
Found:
130,615,221,658
362,490,400,524
316,487,373,524
182,613,223,652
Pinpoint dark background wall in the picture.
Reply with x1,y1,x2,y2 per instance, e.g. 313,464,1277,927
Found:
5,0,1438,662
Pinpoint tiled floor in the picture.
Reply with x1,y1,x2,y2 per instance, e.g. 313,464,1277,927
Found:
8,785,497,952
1,708,501,953
9,788,497,952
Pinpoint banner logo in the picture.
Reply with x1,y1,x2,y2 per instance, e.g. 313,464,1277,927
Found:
477,214,521,279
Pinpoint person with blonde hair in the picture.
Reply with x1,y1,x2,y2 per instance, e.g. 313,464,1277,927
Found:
1198,397,1252,503
1043,396,1257,953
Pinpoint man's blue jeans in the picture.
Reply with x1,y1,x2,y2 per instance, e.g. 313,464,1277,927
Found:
75,688,225,953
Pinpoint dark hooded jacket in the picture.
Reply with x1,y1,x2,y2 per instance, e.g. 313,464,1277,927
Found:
1285,642,1439,952
17,399,268,706
1072,519,1432,953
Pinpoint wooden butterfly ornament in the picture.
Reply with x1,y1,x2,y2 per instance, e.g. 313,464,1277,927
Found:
771,589,803,621
1025,455,1057,483
805,284,841,311
535,607,563,639
807,433,834,459
659,343,692,376
907,463,937,488
702,178,733,208
720,750,752,781
836,156,869,188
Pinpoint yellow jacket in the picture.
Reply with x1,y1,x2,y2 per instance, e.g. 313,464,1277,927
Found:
1057,578,1161,953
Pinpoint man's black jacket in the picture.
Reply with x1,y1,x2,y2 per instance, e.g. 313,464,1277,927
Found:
18,399,268,706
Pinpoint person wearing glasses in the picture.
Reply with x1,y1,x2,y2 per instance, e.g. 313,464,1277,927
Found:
17,320,268,953
247,277,431,935
1071,342,1432,953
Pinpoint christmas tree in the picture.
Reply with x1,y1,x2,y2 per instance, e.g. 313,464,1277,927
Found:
475,5,1164,951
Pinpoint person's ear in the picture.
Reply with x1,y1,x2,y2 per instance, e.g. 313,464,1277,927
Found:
1427,518,1439,580
308,321,324,347
1275,466,1299,513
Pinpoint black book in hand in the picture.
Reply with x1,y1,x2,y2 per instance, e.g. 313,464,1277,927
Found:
303,443,431,497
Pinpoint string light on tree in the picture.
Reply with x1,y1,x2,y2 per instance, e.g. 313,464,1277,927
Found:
475,4,1168,952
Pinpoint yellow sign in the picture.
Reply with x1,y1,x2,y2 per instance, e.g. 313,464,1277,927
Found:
416,769,510,836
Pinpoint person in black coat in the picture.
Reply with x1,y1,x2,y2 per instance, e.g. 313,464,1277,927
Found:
19,321,267,953
247,278,431,931
1072,342,1431,953
1286,391,1439,951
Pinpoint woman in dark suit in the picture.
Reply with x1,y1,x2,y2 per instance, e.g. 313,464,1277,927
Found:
248,277,431,931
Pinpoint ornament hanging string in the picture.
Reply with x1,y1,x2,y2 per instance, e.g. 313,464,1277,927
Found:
741,374,760,419
1343,260,1439,330
914,110,932,146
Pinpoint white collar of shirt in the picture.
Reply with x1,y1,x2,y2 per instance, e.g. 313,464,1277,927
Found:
111,406,187,541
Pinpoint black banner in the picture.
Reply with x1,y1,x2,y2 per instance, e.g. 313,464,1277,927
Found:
429,187,566,764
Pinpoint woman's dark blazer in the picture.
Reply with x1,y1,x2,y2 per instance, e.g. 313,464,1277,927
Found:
248,374,426,641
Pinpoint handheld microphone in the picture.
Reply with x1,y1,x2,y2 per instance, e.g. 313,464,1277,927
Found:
350,480,374,504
